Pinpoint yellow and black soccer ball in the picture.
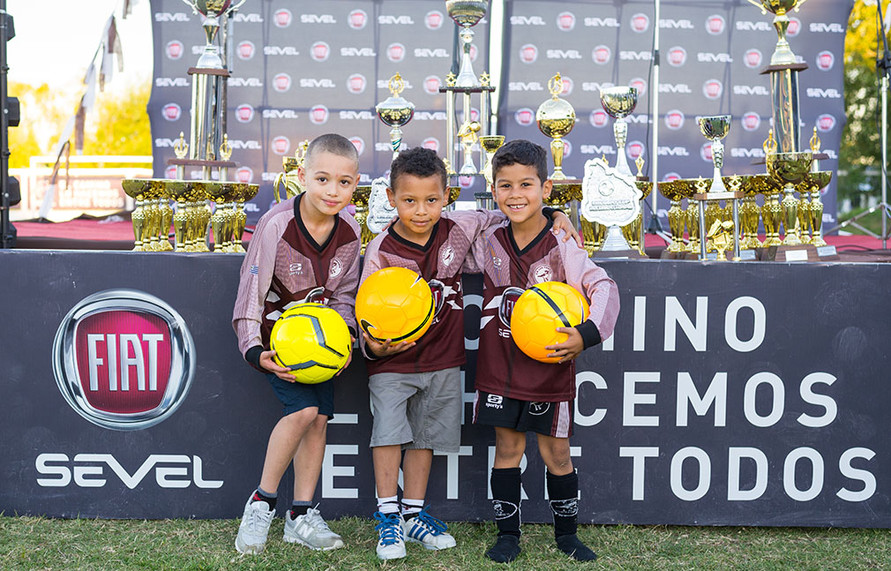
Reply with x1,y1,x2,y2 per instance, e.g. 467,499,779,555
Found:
270,303,352,383
510,281,590,363
356,267,435,344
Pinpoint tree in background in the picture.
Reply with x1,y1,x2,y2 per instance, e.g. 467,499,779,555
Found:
840,0,891,219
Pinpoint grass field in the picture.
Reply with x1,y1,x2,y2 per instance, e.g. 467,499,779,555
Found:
2,516,890,570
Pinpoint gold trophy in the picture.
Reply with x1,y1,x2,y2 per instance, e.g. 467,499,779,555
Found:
446,1,488,88
599,87,638,176
536,74,576,180
699,116,732,194
273,140,308,203
458,121,481,175
746,0,808,67
696,115,743,260
766,150,812,247
376,73,415,161
122,179,151,251
658,180,688,255
479,135,505,190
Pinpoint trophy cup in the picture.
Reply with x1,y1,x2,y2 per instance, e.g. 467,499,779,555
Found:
479,135,504,198
599,87,638,176
122,179,151,251
695,115,743,260
699,116,732,194
657,180,688,255
273,140,308,204
458,121,481,175
746,0,808,66
376,73,415,161
580,158,643,255
537,74,576,180
446,1,488,88
766,150,812,247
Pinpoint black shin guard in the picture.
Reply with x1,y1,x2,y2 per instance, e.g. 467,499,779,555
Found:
547,470,597,561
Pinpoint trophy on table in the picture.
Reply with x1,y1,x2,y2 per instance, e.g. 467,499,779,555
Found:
600,87,638,176
273,140,308,204
537,73,576,180
479,135,505,190
766,150,812,247
695,115,743,260
376,73,415,162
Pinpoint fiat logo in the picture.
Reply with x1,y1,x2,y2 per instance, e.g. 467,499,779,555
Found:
236,167,253,183
816,51,835,71
274,9,292,28
706,15,725,35
668,46,687,67
424,75,442,95
163,103,181,121
350,137,365,155
388,43,406,62
235,104,254,123
272,136,290,155
273,73,292,92
515,108,535,126
519,44,538,64
817,114,836,132
561,77,573,96
742,112,761,132
557,12,575,31
788,17,801,36
666,110,685,130
426,11,443,30
626,141,645,161
166,40,184,60
421,137,440,152
310,105,329,125
703,80,723,100
590,110,609,128
701,143,714,162
631,13,649,33
237,41,255,60
311,41,330,62
745,49,763,69
663,172,681,183
52,290,195,431
347,73,367,94
349,9,368,30
592,45,611,65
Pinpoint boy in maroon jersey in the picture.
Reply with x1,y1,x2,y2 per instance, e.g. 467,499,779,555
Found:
360,146,579,561
231,134,362,555
470,139,620,563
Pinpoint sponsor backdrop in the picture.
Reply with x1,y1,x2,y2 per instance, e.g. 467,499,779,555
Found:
149,0,852,229
1,251,889,526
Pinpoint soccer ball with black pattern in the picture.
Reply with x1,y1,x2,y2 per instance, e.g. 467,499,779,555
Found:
356,267,435,344
509,281,590,363
270,303,352,384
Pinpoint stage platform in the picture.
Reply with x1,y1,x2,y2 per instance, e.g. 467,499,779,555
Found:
11,216,891,262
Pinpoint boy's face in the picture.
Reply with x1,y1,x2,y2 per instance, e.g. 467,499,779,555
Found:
386,174,446,242
298,151,359,218
492,163,552,225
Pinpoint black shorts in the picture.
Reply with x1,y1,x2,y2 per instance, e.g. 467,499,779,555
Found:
473,391,574,438
266,372,334,418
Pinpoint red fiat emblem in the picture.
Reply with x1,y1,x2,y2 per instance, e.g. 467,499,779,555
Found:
236,167,253,183
310,105,329,125
426,11,443,29
350,137,365,155
237,41,254,60
272,136,290,155
593,45,611,65
422,137,440,152
53,290,195,431
349,9,368,30
388,43,406,62
745,49,763,68
631,13,649,33
817,114,836,132
590,110,609,128
235,104,254,123
347,74,367,94
742,112,761,131
311,41,330,62
557,12,575,31
703,80,723,99
163,103,181,121
627,141,644,160
666,111,684,130
519,44,538,64
166,40,184,60
274,73,292,92
668,47,687,67
424,75,442,94
706,15,725,35
788,17,801,36
629,78,647,95
701,143,714,162
817,51,834,71
561,77,573,95
274,9,292,28
515,108,534,126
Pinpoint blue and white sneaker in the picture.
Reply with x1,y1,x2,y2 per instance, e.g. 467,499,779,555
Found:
402,507,457,550
374,511,406,560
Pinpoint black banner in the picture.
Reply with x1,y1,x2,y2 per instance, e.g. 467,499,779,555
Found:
1,251,888,526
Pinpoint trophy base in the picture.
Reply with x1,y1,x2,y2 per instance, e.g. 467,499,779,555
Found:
761,244,840,262
592,248,648,260
659,250,689,260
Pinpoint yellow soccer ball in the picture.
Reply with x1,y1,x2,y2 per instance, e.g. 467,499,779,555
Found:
356,267,435,344
510,281,590,363
270,303,352,384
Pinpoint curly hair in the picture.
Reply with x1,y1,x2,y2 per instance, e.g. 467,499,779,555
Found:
389,146,448,192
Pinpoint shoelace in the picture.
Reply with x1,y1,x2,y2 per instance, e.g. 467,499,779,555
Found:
415,506,448,535
304,507,333,532
373,512,403,546
248,504,274,532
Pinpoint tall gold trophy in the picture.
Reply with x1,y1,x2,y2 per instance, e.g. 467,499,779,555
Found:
536,74,576,180
376,73,415,162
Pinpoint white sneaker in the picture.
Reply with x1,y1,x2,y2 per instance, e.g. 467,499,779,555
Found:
402,507,457,550
373,511,406,560
283,507,344,551
235,497,274,554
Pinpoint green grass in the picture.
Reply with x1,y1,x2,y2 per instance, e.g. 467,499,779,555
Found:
1,516,890,570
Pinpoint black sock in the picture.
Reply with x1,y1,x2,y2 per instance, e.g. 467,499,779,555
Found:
490,467,522,538
251,488,277,511
546,470,579,538
290,500,312,519
556,534,598,561
486,533,521,563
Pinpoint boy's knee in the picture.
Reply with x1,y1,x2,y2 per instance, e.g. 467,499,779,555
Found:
283,407,318,427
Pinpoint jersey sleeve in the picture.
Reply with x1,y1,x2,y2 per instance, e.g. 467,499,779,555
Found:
232,211,280,357
562,242,620,344
327,218,362,335
357,235,385,359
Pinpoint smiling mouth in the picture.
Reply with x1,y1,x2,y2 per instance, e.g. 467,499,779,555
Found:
506,204,526,210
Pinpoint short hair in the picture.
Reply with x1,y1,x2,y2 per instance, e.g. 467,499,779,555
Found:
389,146,448,192
491,139,548,184
304,133,359,169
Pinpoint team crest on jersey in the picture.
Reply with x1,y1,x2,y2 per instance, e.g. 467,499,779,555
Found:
289,262,303,275
429,279,446,318
498,287,525,328
441,244,455,267
492,256,503,269
329,258,343,278
533,264,552,283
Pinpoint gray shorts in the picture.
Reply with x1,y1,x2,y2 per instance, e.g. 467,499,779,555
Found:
368,367,462,453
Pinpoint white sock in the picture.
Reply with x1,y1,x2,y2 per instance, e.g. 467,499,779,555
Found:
377,495,400,515
401,498,424,519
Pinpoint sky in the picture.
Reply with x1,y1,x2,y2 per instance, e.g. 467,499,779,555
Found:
5,0,153,90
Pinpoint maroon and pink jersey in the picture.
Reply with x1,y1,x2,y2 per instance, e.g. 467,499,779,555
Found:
470,219,620,402
232,194,361,356
361,209,505,375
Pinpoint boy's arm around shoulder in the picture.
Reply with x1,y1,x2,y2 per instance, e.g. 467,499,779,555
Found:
562,241,620,348
326,213,363,337
356,236,383,359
